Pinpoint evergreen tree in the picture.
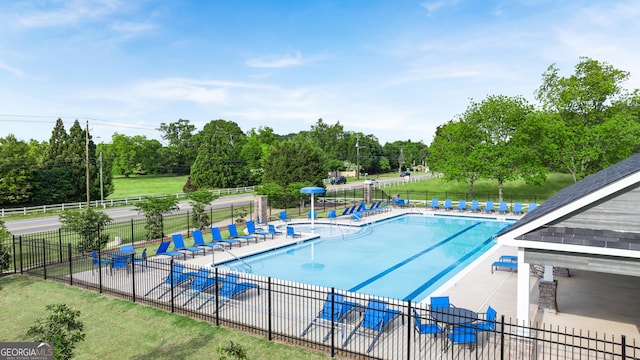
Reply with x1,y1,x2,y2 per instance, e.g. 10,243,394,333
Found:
0,135,36,205
44,118,68,166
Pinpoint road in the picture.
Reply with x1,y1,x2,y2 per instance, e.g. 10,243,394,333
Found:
5,173,433,235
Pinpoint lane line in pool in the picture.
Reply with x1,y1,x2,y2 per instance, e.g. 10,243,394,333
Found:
402,223,512,301
348,222,482,293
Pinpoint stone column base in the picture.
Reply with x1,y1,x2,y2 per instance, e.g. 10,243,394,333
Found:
538,280,558,314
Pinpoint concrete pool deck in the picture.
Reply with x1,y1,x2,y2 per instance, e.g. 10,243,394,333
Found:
179,207,640,344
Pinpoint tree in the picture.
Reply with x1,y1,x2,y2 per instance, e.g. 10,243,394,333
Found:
187,190,219,230
43,118,68,166
0,220,10,271
262,139,326,187
64,120,90,202
134,197,179,240
0,135,36,205
106,133,162,177
535,57,640,181
59,208,112,251
191,120,249,188
158,119,196,174
27,304,86,360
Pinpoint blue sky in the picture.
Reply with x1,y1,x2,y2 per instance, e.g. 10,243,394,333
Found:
1,0,639,145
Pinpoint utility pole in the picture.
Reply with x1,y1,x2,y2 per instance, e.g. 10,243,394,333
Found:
85,120,90,207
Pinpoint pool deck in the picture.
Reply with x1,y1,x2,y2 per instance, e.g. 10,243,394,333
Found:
179,207,640,344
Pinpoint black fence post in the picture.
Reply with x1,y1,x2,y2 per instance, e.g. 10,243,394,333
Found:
12,235,17,274
330,287,335,358
621,335,626,359
214,266,220,326
42,239,47,280
267,277,272,341
170,258,175,313
98,248,104,294
230,204,235,224
131,219,134,243
131,254,136,303
186,211,190,238
58,228,62,256
406,300,412,360
500,315,505,360
68,243,73,286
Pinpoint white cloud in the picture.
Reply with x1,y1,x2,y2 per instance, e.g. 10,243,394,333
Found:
246,51,305,68
0,61,25,76
10,0,122,28
420,0,461,15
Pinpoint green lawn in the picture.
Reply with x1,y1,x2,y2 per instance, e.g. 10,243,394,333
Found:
109,175,189,199
0,275,327,360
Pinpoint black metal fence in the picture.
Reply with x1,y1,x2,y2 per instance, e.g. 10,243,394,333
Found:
13,238,639,360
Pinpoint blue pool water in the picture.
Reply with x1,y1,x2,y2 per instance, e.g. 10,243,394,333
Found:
223,215,513,302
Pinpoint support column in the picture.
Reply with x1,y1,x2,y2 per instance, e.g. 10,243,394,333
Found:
539,265,558,313
516,247,530,326
255,196,268,222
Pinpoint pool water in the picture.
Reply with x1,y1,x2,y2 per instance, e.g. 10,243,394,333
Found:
224,215,513,302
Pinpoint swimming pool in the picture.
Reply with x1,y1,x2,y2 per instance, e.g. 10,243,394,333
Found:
223,215,513,302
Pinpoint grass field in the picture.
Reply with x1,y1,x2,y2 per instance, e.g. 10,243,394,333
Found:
0,275,327,360
109,175,189,199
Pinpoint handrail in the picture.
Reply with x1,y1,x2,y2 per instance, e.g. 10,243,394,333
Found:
211,245,252,273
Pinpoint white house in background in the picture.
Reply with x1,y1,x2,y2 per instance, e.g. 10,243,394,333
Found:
497,152,640,325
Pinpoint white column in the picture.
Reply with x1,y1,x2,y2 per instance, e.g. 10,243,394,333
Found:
516,247,530,326
543,265,554,282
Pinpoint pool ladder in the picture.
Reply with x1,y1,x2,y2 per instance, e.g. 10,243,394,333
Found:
211,245,253,273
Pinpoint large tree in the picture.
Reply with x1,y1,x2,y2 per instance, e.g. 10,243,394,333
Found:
262,139,326,187
0,135,36,205
191,120,250,188
158,119,196,175
106,133,162,177
535,57,640,181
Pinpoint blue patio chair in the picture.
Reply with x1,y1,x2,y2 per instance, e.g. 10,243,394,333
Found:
528,202,537,212
132,248,147,271
256,215,268,228
246,220,270,241
512,202,523,214
301,293,360,341
430,198,439,209
144,263,195,299
442,199,453,210
484,201,494,213
414,309,443,350
91,251,110,274
179,267,223,308
457,200,467,211
218,273,259,303
192,229,220,252
268,224,283,237
446,326,477,352
430,296,453,311
475,306,497,332
469,200,480,212
352,211,362,221
172,233,206,258
154,240,186,260
498,201,508,214
210,227,240,248
286,226,301,238
228,223,257,244
355,201,366,212
308,209,317,219
279,211,291,222
120,245,135,253
110,254,130,275
491,261,518,274
342,299,403,353
327,210,337,221
499,255,517,263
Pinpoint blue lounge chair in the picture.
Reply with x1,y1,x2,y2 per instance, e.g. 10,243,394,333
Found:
512,202,523,214
192,229,220,252
342,299,403,353
341,206,353,216
528,202,537,212
430,198,439,210
352,211,362,221
91,251,110,274
210,227,240,248
308,209,317,219
179,267,223,308
144,263,194,299
256,215,268,228
491,261,518,273
286,226,301,238
355,201,366,212
268,224,283,237
279,211,291,222
414,309,443,349
218,273,259,302
457,200,467,211
484,201,494,213
300,293,360,341
172,233,206,258
499,255,517,263
469,200,480,212
228,223,256,244
246,220,270,240
442,199,453,210
327,210,337,221
155,240,187,260
498,201,508,214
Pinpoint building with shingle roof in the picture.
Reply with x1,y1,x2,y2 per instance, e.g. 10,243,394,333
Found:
497,152,640,324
